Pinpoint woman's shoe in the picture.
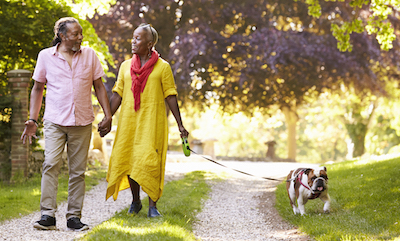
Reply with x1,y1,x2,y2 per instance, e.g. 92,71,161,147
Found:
128,200,142,214
148,206,162,218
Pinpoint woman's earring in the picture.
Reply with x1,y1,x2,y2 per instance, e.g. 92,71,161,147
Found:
148,48,152,58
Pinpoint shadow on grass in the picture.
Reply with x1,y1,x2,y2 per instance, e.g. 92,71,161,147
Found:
81,171,217,241
85,214,194,241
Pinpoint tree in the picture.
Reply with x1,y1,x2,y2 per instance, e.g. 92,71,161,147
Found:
89,0,179,79
0,0,115,122
300,0,400,52
90,0,400,159
0,0,115,165
169,0,398,159
0,0,68,147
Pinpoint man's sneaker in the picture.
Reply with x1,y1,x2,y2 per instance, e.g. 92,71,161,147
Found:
33,215,57,230
67,217,89,231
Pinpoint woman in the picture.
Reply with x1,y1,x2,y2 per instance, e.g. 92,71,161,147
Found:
99,23,189,217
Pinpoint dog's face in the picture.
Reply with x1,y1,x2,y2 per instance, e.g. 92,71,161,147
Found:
307,167,328,193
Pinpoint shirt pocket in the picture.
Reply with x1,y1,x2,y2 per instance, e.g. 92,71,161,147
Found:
75,64,92,81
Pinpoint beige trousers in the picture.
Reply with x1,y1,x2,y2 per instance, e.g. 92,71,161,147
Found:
41,120,92,219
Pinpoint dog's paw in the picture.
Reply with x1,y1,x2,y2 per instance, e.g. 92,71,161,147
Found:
293,207,300,215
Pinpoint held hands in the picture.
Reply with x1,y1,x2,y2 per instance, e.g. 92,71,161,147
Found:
21,120,38,144
98,116,112,137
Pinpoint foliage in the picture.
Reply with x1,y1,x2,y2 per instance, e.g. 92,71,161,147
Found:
275,155,400,240
169,104,287,158
90,0,396,112
0,0,115,108
63,0,116,19
168,97,350,162
168,0,397,113
0,168,106,222
296,92,349,162
300,0,400,52
0,0,68,145
81,171,217,241
366,80,400,155
0,0,115,171
367,114,400,155
90,0,400,159
335,87,378,158
89,0,179,70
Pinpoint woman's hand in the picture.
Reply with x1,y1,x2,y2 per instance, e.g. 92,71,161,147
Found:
98,116,112,137
179,125,189,138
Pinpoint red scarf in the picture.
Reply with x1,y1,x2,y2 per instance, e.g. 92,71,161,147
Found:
130,50,159,111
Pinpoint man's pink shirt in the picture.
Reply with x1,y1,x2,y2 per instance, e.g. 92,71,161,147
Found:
32,45,105,126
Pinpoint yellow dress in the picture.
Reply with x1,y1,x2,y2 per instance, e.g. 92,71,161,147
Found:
106,57,178,202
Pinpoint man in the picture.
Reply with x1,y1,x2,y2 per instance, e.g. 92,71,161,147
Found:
21,17,112,231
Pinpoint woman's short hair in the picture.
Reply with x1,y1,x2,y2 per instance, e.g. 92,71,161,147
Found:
51,17,80,46
138,23,159,48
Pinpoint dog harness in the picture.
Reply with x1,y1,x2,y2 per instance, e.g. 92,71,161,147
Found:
296,170,322,200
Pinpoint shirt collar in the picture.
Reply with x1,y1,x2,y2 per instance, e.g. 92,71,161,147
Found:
52,43,83,56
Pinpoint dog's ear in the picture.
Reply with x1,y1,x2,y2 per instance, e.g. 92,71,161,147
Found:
304,169,313,175
322,166,327,172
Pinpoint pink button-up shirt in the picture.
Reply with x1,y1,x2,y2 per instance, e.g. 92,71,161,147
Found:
32,45,105,126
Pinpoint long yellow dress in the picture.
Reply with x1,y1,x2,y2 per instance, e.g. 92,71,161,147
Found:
106,57,177,202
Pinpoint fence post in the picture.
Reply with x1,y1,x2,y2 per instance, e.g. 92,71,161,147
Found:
7,69,32,177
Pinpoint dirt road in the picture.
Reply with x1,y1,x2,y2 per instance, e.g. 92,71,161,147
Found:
167,153,320,240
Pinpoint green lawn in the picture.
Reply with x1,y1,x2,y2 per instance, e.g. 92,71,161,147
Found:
4,156,400,240
80,171,219,241
275,156,400,241
0,167,106,222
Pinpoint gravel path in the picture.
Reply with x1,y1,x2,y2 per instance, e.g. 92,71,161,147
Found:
193,175,310,241
0,173,182,241
1,180,133,241
0,157,317,241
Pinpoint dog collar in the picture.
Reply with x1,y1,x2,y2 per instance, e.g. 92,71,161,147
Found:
297,170,325,199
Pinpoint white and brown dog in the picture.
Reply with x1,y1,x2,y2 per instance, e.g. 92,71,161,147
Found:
286,167,330,215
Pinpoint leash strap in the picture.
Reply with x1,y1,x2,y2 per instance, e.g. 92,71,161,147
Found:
188,148,282,182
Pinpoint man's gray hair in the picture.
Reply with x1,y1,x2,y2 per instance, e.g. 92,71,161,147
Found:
51,17,80,46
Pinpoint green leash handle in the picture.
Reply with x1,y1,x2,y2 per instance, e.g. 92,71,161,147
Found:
182,137,191,157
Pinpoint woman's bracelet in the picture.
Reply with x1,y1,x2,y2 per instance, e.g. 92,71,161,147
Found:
28,118,39,127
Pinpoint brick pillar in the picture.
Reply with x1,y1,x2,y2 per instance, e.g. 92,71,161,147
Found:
7,69,32,177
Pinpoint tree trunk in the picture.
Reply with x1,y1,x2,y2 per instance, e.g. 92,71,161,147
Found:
282,105,298,161
343,100,376,158
345,122,367,158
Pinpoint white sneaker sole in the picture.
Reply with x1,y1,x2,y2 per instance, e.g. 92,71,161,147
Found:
67,225,89,232
33,223,57,230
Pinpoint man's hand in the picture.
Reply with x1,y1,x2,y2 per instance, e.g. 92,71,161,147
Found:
21,120,38,144
98,116,112,137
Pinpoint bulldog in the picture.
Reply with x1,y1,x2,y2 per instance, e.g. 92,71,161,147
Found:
286,166,330,215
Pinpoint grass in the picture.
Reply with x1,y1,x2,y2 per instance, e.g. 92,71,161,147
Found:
0,167,107,222
80,171,220,241
6,156,400,240
275,156,400,241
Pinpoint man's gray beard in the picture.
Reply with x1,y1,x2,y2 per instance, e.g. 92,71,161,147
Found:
72,46,80,52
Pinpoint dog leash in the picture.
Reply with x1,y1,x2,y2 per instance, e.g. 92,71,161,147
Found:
187,147,283,182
